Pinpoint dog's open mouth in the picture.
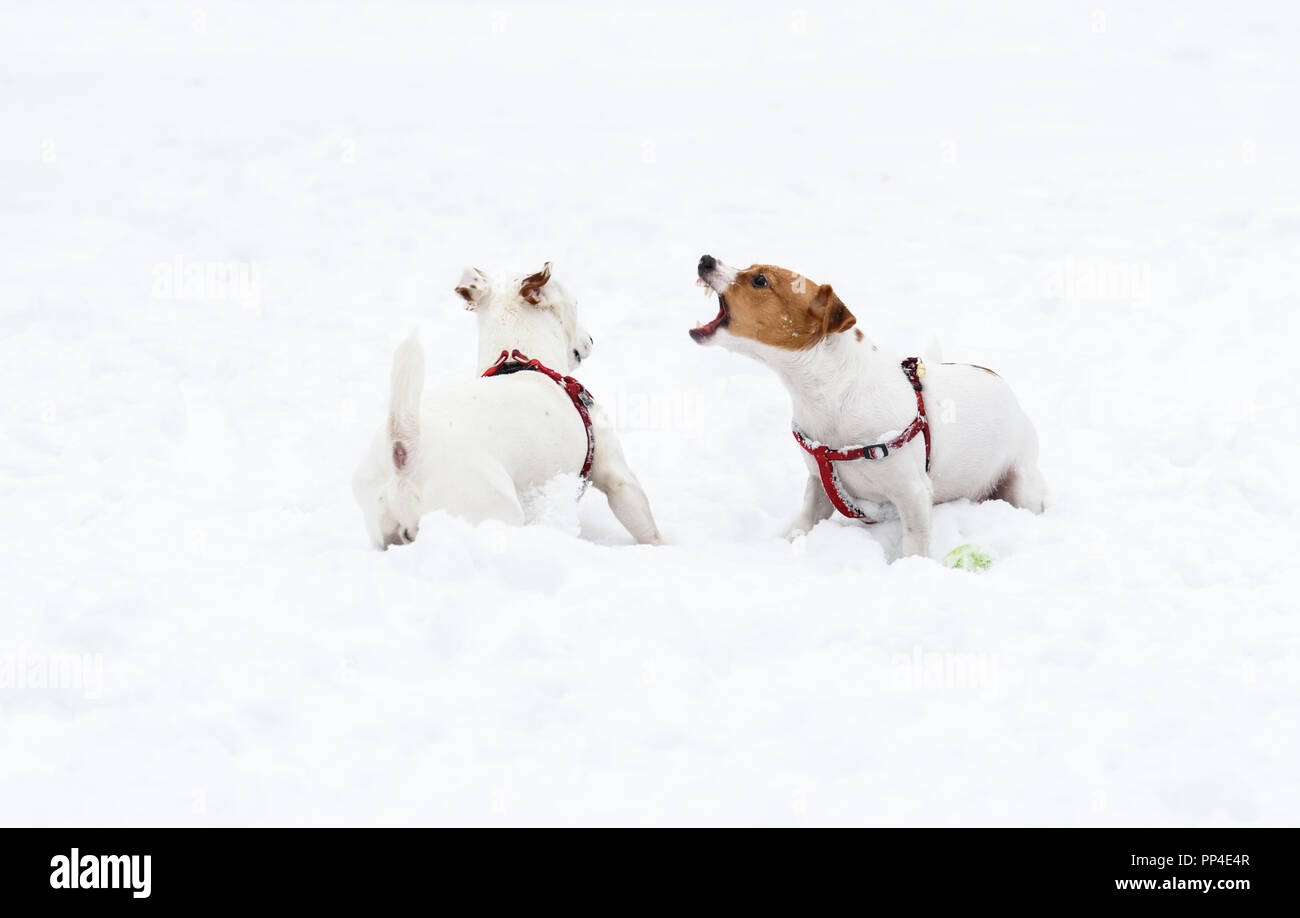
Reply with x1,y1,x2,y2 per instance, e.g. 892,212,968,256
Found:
690,292,729,342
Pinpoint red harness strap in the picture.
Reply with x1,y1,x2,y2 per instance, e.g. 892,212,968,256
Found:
481,349,597,486
791,357,931,523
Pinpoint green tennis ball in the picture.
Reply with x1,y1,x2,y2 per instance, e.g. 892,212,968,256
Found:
943,544,995,572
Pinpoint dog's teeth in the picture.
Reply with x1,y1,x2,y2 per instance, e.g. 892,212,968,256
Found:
701,284,713,297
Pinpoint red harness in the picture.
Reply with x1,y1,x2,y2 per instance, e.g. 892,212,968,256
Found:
792,357,931,523
481,349,596,487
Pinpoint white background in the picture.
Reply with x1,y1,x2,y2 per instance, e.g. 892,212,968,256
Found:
2,1,1297,825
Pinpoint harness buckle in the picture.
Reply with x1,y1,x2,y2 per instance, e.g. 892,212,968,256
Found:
862,444,888,460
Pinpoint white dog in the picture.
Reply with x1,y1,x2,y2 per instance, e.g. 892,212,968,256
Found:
691,255,1045,558
353,262,662,549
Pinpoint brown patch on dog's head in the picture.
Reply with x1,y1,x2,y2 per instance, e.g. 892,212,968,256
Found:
714,264,856,350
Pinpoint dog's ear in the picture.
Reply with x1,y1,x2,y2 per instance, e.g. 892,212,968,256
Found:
455,267,490,311
519,261,552,306
812,284,856,336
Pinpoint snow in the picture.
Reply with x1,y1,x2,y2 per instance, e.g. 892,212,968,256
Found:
2,1,1298,826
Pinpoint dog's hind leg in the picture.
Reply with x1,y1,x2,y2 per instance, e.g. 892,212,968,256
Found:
434,461,526,528
991,463,1047,514
988,420,1047,514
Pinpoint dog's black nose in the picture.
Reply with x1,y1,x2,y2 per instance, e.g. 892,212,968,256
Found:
698,254,716,277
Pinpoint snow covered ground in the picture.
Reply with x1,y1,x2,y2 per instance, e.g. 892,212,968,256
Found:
2,1,1298,826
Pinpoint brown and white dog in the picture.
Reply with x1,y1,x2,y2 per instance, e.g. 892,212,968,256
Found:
691,255,1045,558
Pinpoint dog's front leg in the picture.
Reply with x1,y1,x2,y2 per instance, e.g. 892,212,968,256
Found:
893,474,934,559
589,425,662,545
592,465,662,545
788,474,833,540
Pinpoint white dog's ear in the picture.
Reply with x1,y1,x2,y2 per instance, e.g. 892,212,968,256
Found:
455,267,491,311
519,261,552,305
388,332,424,475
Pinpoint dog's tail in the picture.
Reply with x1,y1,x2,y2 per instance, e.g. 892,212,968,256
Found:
387,331,424,475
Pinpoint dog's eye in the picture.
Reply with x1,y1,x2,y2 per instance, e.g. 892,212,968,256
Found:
752,274,768,288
